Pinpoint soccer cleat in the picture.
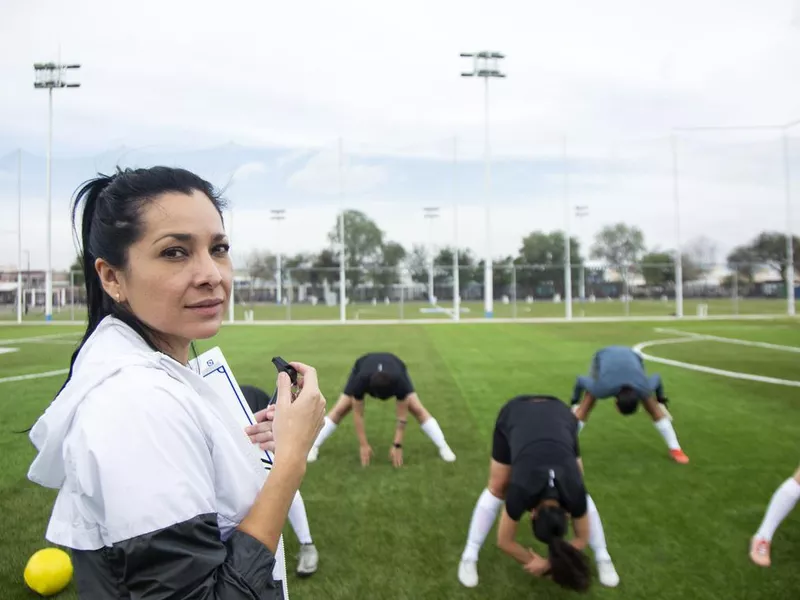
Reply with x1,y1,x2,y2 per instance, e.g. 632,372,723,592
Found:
439,445,457,462
670,449,689,464
458,560,479,587
296,543,319,576
307,447,319,463
596,559,620,587
749,537,772,567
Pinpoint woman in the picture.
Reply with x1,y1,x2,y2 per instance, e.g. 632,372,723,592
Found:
26,166,326,599
457,394,619,592
749,464,800,567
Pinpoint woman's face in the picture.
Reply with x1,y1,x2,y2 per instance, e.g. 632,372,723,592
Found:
103,190,232,361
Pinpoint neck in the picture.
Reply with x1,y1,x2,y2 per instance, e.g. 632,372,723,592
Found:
158,336,191,366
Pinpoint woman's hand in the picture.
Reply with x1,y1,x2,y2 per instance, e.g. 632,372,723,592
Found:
360,444,373,467
244,405,277,452
389,445,403,468
523,550,550,577
271,362,326,465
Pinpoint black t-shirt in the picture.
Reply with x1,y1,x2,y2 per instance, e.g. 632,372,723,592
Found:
342,352,415,401
492,396,587,520
241,384,271,414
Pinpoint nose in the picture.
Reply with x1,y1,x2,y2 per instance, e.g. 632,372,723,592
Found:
194,249,224,288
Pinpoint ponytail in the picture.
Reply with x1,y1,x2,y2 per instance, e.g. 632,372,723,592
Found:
547,536,591,592
533,504,591,592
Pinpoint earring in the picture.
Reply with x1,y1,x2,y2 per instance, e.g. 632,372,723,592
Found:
116,293,120,302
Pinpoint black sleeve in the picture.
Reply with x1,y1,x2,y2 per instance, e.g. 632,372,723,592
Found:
343,362,368,400
569,485,588,519
505,484,528,521
72,513,280,599
394,371,414,400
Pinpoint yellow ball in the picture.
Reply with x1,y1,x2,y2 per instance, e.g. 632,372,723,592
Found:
24,547,73,596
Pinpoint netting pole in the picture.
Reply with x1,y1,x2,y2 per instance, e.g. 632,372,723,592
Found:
671,133,684,318
782,131,795,316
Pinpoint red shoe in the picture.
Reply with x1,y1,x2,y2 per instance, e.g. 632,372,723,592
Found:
670,449,689,464
749,537,771,567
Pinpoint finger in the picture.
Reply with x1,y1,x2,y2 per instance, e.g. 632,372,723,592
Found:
252,408,270,423
274,372,292,409
288,362,318,390
249,431,274,445
259,441,276,452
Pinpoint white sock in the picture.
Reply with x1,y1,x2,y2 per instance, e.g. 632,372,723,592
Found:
755,478,800,542
287,491,313,545
313,416,337,449
461,488,504,562
586,494,611,562
654,417,680,451
421,417,447,450
577,420,585,434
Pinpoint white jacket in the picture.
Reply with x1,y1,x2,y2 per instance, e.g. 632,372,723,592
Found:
27,316,285,598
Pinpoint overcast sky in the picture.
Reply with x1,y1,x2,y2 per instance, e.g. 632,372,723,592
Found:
2,0,800,272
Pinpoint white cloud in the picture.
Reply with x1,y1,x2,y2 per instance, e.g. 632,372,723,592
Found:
286,149,388,196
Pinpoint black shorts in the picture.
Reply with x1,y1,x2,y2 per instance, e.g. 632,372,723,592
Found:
491,395,580,465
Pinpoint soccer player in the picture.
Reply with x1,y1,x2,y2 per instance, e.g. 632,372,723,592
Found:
457,394,619,591
241,384,319,577
749,464,800,567
306,352,457,466
570,345,690,464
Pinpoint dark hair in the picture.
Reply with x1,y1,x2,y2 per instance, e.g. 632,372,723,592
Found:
615,386,640,415
64,167,225,385
532,505,591,592
368,372,394,397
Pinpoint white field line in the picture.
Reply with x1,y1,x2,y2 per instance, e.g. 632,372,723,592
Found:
0,333,79,345
653,328,800,354
633,336,800,388
0,369,70,385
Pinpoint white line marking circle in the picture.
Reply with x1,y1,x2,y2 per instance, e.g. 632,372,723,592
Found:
633,335,800,388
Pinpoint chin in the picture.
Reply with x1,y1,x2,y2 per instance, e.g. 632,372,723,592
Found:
187,319,224,340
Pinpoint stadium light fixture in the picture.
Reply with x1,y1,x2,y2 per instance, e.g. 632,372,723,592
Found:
34,60,81,322
270,209,286,305
673,120,799,317
460,50,505,318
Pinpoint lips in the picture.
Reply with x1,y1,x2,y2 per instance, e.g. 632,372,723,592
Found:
187,299,224,308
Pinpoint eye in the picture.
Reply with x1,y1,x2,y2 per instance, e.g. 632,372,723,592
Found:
213,243,230,256
161,247,188,259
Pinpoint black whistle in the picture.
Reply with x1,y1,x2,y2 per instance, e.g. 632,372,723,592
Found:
268,356,298,405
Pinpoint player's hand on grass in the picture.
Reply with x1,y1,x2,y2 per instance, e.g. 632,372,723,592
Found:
272,363,326,464
360,444,373,467
244,405,277,452
389,446,403,468
523,550,550,577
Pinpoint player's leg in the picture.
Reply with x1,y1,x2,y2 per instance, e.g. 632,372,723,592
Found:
408,393,456,462
307,394,353,462
572,389,597,433
642,395,689,464
458,458,510,587
750,464,800,567
287,490,319,576
585,494,620,587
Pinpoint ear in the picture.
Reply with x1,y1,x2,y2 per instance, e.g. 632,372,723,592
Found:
95,257,124,303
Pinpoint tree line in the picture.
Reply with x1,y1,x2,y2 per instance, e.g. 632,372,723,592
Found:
242,210,800,293
68,209,798,293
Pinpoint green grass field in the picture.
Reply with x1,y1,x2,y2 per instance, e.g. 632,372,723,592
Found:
2,297,798,322
1,318,799,599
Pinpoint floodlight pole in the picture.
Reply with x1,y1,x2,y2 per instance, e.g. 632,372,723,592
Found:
452,136,460,321
461,51,505,318
674,120,799,317
338,138,346,322
575,205,589,300
424,207,440,303
270,209,286,304
562,136,573,319
34,61,80,322
17,149,22,323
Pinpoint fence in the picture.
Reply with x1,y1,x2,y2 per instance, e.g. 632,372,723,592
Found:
1,262,796,323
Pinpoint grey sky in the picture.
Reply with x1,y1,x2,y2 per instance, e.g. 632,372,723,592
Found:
1,0,800,271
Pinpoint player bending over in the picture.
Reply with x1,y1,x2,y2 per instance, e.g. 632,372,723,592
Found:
241,384,319,577
571,345,690,464
458,394,619,591
307,352,456,467
749,463,800,567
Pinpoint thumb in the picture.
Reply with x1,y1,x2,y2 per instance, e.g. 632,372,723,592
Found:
275,372,292,408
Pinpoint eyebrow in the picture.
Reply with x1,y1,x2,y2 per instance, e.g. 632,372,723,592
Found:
153,233,228,245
